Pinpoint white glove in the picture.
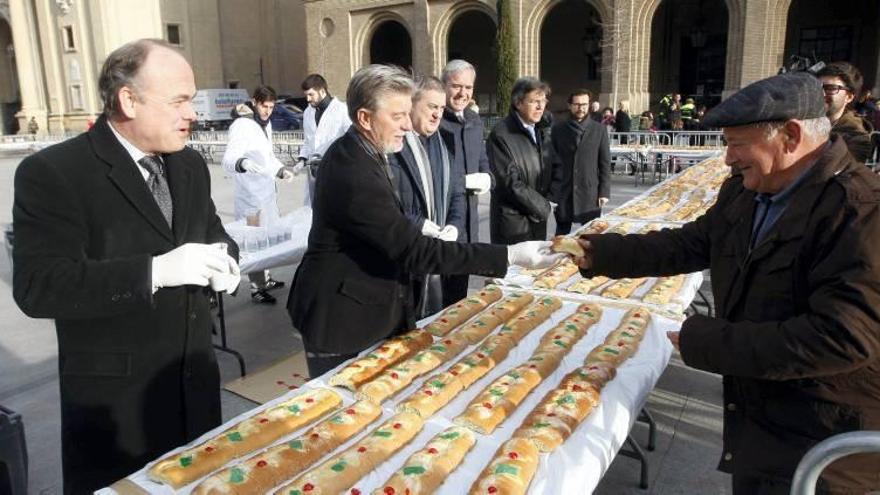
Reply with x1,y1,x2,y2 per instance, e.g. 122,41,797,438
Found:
507,240,568,269
421,219,442,238
438,225,459,242
549,201,558,210
239,158,270,175
464,173,492,195
152,243,229,290
293,158,307,174
209,255,241,293
276,167,295,182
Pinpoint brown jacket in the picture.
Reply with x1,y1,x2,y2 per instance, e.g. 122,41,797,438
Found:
582,137,880,492
833,109,875,163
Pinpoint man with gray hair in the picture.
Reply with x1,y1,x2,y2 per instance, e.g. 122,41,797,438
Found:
287,65,564,376
12,38,239,492
487,77,554,244
572,72,880,493
440,59,493,303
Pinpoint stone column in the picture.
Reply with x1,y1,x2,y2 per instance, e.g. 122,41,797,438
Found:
724,0,791,98
9,0,48,132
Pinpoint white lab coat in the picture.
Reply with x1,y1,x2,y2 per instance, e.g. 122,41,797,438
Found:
299,98,351,205
221,117,284,221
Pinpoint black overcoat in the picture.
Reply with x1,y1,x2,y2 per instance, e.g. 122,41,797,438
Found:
287,128,507,354
12,116,237,493
549,117,611,224
440,107,492,242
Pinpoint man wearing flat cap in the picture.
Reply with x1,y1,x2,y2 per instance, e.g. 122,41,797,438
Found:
573,72,880,494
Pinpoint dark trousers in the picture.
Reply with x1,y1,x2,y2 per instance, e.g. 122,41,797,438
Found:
555,209,601,236
305,353,358,378
732,473,791,495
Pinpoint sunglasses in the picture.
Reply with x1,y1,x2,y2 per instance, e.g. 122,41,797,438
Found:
822,84,850,95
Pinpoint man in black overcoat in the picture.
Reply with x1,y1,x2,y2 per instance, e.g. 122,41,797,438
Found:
12,39,240,493
287,65,564,377
549,89,611,235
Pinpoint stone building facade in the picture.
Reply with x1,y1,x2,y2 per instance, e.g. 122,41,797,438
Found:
2,0,879,133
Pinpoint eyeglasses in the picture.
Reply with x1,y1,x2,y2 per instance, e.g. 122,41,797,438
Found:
570,103,590,108
822,84,850,95
525,98,547,107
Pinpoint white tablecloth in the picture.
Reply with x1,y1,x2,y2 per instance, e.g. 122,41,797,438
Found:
100,290,677,494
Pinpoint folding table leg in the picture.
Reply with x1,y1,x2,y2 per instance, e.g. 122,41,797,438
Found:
212,292,247,377
618,434,650,489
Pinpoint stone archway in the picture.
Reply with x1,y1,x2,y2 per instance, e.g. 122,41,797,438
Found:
648,0,729,113
369,19,413,69
0,9,20,135
783,0,880,93
445,8,497,112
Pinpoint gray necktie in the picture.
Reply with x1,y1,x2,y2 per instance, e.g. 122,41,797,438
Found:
139,155,173,228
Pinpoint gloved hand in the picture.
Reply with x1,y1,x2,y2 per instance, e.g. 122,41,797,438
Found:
152,243,230,290
598,197,609,207
238,158,270,175
276,166,295,182
209,254,241,294
507,240,568,269
438,225,459,242
293,158,307,175
464,173,492,195
421,219,442,238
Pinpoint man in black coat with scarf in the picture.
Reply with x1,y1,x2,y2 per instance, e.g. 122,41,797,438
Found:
550,89,611,235
287,65,565,377
487,77,554,244
12,39,240,493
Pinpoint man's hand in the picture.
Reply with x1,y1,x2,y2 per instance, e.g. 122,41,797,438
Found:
464,173,492,195
572,237,594,269
276,166,295,182
209,253,241,294
152,243,229,289
666,331,681,351
438,225,459,242
598,197,609,207
508,241,568,269
421,219,442,238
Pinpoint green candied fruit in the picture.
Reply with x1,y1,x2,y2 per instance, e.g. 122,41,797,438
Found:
621,331,634,338
331,460,347,472
542,297,554,303
288,439,304,450
429,345,447,353
495,463,520,475
565,323,579,332
533,421,551,428
229,467,245,483
448,309,459,315
366,353,379,360
430,380,446,389
374,430,392,437
529,356,544,362
403,465,427,475
489,388,504,397
288,404,302,414
289,491,302,495
554,340,568,348
556,394,576,405
439,431,460,440
475,320,487,327
467,298,482,304
506,371,521,379
227,431,243,442
179,455,192,467
604,347,620,355
329,415,345,424
462,358,477,367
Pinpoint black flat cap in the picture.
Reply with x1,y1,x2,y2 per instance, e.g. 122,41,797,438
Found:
703,72,825,128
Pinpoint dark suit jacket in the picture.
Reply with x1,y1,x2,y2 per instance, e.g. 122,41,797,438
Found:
388,130,465,235
580,137,880,491
549,117,611,224
287,128,507,354
12,116,236,494
487,111,553,244
441,108,492,242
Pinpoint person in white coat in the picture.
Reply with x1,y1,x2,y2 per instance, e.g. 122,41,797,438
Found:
222,85,293,304
296,74,351,205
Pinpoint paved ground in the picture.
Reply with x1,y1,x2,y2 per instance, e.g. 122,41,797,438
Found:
0,147,729,494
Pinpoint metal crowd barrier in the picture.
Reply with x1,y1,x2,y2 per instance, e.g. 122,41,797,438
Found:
187,130,304,165
608,131,725,148
789,431,880,495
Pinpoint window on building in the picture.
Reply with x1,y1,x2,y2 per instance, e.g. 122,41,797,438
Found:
166,24,182,46
228,80,240,89
798,26,853,63
69,84,84,110
62,25,76,52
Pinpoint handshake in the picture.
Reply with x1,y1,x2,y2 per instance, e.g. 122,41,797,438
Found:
152,243,241,294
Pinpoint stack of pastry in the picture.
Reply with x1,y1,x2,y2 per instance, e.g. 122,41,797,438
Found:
423,285,504,337
398,297,562,419
373,426,477,495
455,304,603,434
192,399,382,494
601,277,648,299
642,275,686,305
513,307,651,452
566,276,609,295
329,329,434,391
532,260,579,289
275,412,424,495
148,388,342,488
358,292,534,404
